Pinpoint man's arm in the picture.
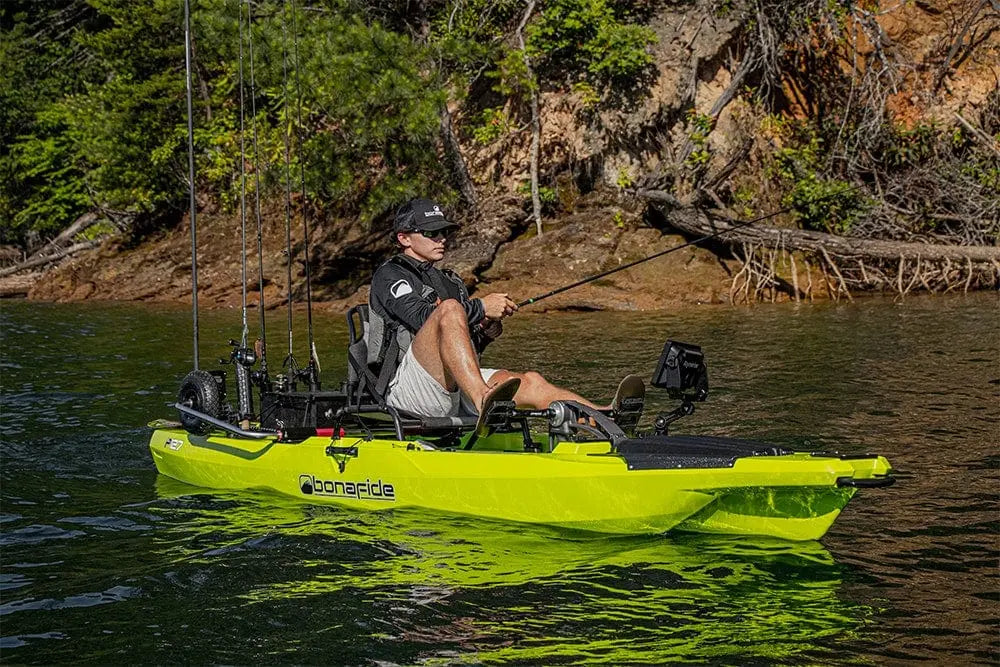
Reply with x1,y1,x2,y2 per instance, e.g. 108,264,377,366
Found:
451,276,486,328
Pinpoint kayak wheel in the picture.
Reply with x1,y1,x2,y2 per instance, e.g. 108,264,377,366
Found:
177,369,221,435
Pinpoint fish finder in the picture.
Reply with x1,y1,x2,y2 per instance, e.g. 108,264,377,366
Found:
651,340,708,401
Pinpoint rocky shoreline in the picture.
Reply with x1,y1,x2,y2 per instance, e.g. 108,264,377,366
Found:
4,195,742,312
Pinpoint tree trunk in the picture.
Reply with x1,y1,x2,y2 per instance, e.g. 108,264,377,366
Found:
516,0,542,235
639,191,1000,263
0,240,102,278
440,105,478,208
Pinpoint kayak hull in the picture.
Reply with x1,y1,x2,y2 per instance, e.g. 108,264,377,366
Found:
148,427,891,540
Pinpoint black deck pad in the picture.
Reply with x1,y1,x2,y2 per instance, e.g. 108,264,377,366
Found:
613,435,792,470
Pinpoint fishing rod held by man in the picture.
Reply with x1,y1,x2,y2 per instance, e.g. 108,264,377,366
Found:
517,184,866,308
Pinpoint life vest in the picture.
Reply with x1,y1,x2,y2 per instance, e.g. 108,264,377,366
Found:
365,255,471,398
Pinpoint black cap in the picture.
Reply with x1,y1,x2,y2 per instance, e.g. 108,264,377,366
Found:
394,198,458,233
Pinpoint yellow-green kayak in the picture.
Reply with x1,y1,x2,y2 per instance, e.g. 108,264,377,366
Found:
148,426,892,540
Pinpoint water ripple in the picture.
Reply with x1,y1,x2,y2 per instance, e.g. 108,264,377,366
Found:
0,585,141,616
0,297,996,664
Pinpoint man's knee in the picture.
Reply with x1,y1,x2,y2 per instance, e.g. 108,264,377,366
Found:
430,298,467,327
520,370,546,389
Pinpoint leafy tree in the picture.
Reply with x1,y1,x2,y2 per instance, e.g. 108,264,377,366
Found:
0,1,102,244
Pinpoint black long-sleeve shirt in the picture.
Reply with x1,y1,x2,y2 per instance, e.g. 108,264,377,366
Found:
369,253,485,339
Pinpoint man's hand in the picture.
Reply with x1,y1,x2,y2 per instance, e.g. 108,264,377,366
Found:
480,293,518,320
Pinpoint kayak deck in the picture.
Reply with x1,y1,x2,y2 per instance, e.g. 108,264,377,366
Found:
148,427,892,540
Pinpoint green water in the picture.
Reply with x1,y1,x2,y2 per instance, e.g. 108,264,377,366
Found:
1,295,997,663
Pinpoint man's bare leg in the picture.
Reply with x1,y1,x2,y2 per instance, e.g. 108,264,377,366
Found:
409,299,495,409
489,370,602,410
410,299,600,412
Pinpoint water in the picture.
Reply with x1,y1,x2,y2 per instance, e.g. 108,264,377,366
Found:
1,295,997,663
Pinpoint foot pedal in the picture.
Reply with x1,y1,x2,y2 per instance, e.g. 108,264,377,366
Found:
473,378,521,438
610,374,645,435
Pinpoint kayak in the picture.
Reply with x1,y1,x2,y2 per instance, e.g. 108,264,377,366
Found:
148,337,894,540
148,426,892,540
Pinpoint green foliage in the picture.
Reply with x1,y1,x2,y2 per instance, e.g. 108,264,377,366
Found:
963,158,1000,193
296,13,448,220
615,168,632,189
712,0,736,16
884,123,938,167
1,0,457,246
781,174,866,234
528,0,657,84
517,181,557,209
0,0,101,242
733,184,757,218
6,109,91,239
684,110,714,172
78,219,117,241
491,45,536,97
572,81,601,108
428,0,522,76
472,107,512,144
767,126,870,233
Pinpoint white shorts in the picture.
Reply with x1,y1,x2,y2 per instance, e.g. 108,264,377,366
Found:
386,346,498,418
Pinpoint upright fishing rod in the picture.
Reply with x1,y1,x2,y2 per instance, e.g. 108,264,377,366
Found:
280,2,296,372
517,188,861,309
230,0,255,422
246,0,268,376
237,0,249,349
290,0,320,389
183,0,199,370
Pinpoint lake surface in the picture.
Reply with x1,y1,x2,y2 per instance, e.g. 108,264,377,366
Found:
1,294,997,664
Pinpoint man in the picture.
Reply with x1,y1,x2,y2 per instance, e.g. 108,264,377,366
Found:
367,198,608,423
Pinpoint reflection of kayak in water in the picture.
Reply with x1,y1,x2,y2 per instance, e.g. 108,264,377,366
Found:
152,478,861,663
152,475,840,589
151,340,893,540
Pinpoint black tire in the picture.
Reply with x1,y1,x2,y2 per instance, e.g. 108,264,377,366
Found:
177,370,222,435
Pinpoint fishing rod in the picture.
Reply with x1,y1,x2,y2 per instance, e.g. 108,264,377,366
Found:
237,0,249,351
516,187,862,309
183,0,199,370
290,0,321,390
246,0,268,376
280,1,296,372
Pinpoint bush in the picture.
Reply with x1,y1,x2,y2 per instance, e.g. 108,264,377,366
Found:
528,0,657,85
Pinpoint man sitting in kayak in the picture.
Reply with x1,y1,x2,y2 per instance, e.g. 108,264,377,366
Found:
367,198,608,424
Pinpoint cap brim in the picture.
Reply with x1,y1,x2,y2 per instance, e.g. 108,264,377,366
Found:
420,219,459,231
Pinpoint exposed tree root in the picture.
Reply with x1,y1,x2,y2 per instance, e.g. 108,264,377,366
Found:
641,196,1000,301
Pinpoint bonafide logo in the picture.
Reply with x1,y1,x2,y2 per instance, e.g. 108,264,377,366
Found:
299,474,396,501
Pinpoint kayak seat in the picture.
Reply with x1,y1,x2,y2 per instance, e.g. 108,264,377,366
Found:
345,304,379,406
342,304,480,440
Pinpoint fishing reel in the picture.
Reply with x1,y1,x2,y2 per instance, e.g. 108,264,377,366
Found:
218,339,257,421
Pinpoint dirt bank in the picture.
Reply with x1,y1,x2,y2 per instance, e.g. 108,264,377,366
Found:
16,193,743,311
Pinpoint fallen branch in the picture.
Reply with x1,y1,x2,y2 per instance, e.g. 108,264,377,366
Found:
638,194,1000,263
0,240,101,278
26,212,97,263
954,112,1000,157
